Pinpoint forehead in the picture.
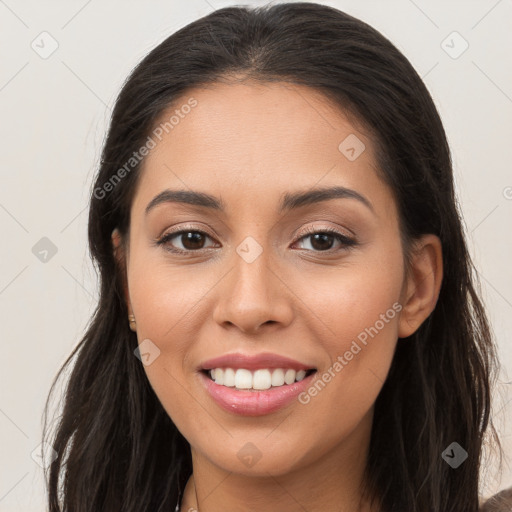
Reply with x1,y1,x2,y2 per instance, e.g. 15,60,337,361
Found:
132,80,393,219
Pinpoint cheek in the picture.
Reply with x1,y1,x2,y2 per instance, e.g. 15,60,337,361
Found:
304,243,404,352
295,245,403,415
125,248,228,426
127,250,212,352
126,262,202,429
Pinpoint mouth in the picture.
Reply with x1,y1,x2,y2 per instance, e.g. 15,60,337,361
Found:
198,366,318,416
201,367,317,392
197,352,318,415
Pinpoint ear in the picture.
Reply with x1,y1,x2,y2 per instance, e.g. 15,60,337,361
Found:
111,228,131,313
398,234,443,338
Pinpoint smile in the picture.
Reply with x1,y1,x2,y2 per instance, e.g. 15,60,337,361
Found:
199,368,318,416
205,367,316,391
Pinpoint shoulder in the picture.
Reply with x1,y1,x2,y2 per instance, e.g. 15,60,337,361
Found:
479,487,512,511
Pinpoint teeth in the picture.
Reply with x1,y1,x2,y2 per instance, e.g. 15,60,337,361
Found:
296,369,306,381
208,368,312,390
213,368,223,385
253,369,272,390
235,369,252,389
223,368,235,387
284,369,296,385
271,368,285,386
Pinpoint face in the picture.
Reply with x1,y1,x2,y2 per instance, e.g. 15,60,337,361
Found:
118,81,412,478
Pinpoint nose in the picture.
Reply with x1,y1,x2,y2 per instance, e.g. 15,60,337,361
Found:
212,245,294,335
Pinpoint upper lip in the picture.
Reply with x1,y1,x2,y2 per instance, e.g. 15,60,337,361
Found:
199,352,316,372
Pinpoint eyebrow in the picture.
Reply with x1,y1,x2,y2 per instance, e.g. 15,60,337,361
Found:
145,186,374,216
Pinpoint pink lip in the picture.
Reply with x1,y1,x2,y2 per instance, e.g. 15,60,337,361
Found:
199,352,315,372
199,370,317,416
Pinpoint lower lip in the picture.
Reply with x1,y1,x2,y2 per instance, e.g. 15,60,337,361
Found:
199,371,316,416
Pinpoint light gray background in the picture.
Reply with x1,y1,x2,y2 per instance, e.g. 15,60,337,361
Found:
0,1,511,510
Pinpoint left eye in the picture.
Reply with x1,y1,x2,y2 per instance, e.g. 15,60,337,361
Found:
156,228,356,254
294,229,356,252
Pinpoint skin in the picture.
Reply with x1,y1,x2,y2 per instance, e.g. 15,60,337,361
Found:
112,80,443,512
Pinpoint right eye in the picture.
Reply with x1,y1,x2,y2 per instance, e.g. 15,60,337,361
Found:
156,228,218,254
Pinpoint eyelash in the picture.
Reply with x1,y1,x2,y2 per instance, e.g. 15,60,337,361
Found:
155,224,357,255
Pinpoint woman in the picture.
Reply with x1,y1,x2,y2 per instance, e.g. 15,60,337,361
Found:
42,3,507,511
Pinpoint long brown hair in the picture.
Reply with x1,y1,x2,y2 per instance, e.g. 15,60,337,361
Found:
42,3,503,511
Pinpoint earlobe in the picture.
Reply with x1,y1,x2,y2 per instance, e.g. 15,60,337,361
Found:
398,234,443,339
111,228,122,262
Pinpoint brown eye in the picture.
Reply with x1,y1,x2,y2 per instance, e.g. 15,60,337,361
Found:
155,225,357,256
305,233,335,251
156,229,216,253
294,227,356,252
177,231,208,250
